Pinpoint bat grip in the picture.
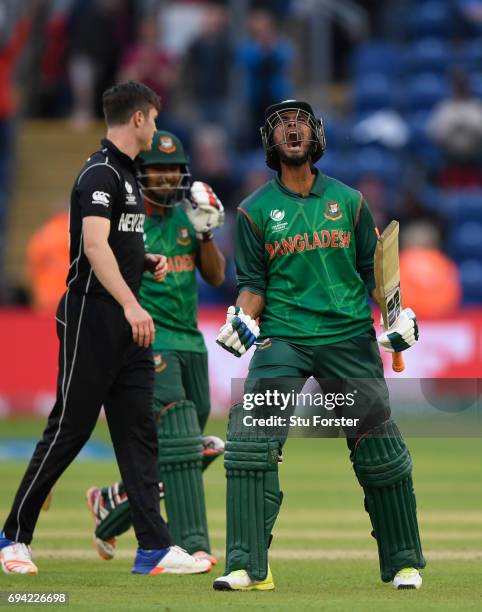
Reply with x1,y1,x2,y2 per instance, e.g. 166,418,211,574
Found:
392,351,405,373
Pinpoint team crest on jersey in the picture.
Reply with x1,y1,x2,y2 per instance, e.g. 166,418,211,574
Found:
324,201,343,220
159,137,176,154
176,226,191,246
153,353,167,373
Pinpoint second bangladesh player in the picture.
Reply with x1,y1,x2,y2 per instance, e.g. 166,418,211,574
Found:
86,130,226,565
214,100,424,591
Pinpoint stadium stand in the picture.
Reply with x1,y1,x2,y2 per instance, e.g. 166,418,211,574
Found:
2,0,481,306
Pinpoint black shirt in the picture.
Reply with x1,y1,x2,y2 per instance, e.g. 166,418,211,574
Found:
67,139,146,297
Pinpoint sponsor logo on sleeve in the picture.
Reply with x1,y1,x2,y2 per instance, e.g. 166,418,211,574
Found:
92,191,111,206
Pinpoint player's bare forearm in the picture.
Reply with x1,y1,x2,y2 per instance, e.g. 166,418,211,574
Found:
83,217,137,309
198,239,225,287
236,290,265,319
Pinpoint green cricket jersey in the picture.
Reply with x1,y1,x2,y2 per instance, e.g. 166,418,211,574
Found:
140,206,206,353
236,170,378,345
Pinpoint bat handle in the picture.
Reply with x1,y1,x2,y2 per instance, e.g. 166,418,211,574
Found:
392,352,405,373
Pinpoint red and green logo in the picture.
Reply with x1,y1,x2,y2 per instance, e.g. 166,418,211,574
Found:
176,226,191,246
324,201,343,221
159,136,176,154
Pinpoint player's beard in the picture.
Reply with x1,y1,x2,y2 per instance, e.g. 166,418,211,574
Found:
144,187,176,207
278,146,311,167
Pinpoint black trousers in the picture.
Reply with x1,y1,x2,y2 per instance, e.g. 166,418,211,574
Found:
3,290,171,549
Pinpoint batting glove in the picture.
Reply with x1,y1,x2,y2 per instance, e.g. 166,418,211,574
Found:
216,306,259,357
185,181,225,236
377,307,419,353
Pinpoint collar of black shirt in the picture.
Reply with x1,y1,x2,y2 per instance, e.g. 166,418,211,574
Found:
101,138,139,170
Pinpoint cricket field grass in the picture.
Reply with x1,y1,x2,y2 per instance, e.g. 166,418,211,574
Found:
0,417,481,611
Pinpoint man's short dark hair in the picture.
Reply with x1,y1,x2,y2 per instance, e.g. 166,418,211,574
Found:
102,81,161,126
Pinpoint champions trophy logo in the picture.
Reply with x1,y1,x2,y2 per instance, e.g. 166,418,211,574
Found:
270,209,285,222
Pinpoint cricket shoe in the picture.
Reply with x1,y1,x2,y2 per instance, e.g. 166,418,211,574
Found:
392,567,422,590
192,550,217,565
213,565,274,591
132,545,212,575
0,533,38,575
86,487,116,561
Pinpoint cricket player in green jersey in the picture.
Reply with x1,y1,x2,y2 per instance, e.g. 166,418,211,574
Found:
85,130,226,567
213,100,424,591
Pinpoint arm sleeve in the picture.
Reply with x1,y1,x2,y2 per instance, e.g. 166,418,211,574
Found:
76,165,120,220
235,208,266,296
355,197,378,293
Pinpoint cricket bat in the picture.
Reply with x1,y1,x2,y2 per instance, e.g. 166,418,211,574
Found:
374,220,405,373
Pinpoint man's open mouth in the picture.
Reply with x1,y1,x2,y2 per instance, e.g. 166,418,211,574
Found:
287,130,302,148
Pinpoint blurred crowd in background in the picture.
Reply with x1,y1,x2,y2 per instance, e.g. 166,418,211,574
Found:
1,0,482,316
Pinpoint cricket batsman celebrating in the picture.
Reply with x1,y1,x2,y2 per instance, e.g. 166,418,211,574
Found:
86,130,225,565
213,100,425,591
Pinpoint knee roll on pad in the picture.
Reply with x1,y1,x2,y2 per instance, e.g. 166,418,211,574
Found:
157,400,210,554
352,419,426,582
354,421,412,487
224,403,283,581
157,400,204,462
224,440,280,471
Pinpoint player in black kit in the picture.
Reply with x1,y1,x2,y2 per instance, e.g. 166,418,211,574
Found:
0,81,212,577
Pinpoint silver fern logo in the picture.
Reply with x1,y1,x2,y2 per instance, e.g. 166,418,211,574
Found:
270,209,285,222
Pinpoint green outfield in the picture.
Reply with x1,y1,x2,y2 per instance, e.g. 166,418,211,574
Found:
0,418,481,611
